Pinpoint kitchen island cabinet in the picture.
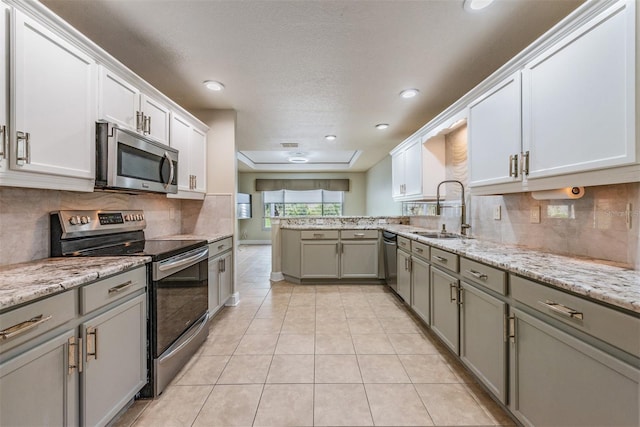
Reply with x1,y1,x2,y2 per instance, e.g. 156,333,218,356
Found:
300,231,340,279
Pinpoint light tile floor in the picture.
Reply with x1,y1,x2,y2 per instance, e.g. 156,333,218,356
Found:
114,244,515,427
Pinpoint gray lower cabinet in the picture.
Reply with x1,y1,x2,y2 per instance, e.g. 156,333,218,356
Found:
301,240,340,279
396,248,411,303
219,251,233,305
410,256,430,325
509,307,639,427
81,294,147,427
459,281,507,403
0,329,78,427
340,240,378,279
430,266,459,354
209,239,233,311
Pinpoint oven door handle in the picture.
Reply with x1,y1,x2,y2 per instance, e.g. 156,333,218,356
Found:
157,247,209,273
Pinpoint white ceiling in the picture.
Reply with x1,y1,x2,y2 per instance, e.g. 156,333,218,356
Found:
42,0,583,173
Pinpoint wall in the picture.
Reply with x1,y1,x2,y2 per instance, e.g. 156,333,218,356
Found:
237,171,367,242
365,155,402,216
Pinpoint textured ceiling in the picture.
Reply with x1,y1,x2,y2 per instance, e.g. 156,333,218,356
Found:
42,0,583,172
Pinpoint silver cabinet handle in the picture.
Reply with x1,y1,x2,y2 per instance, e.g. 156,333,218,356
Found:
538,300,584,320
0,314,52,340
108,280,133,294
86,327,98,360
353,233,365,238
136,111,144,132
0,125,6,159
313,233,324,238
415,247,423,253
217,244,225,250
508,315,516,343
16,131,30,165
522,151,530,176
449,283,457,303
433,255,447,263
509,154,519,178
465,269,488,281
144,116,151,134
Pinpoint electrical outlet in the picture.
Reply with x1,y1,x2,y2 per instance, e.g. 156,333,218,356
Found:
530,206,541,224
493,205,501,220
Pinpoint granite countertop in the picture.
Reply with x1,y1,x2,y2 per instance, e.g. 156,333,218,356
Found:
283,223,640,314
0,257,150,311
152,233,233,244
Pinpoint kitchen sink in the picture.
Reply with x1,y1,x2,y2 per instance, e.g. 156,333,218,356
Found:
411,231,462,239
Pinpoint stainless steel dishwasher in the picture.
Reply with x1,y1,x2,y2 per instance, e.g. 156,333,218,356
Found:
382,231,397,292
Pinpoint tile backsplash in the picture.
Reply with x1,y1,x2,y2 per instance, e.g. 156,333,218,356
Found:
0,187,233,265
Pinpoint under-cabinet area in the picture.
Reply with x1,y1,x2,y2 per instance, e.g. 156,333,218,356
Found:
387,229,639,427
0,265,147,427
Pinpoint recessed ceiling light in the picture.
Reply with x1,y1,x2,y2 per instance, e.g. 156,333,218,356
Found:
375,123,389,130
399,88,419,99
287,156,309,163
203,80,225,91
325,135,337,141
463,0,495,12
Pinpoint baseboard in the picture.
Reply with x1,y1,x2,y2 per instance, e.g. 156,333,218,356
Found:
270,271,285,282
238,240,272,245
224,292,241,306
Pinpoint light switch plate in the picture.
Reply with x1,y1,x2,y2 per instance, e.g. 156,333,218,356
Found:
493,205,501,220
530,206,541,224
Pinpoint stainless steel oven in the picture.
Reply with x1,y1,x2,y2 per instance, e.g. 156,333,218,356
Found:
50,210,209,397
95,122,178,194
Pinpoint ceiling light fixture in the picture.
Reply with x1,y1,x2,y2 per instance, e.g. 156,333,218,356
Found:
203,80,225,91
324,135,337,141
287,156,309,164
375,123,389,130
463,0,495,12
399,88,419,99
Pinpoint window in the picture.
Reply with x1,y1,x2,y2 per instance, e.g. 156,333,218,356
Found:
262,189,343,229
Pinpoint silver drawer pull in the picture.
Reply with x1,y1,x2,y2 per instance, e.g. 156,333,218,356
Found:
0,314,53,340
108,281,133,294
433,255,448,262
313,233,324,238
354,233,365,237
466,269,488,281
538,300,584,320
415,247,424,253
217,244,225,250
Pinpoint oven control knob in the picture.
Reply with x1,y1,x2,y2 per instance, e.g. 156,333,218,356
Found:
69,216,79,225
80,216,89,224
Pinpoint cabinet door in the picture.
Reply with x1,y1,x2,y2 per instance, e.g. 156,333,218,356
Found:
0,3,7,172
468,72,522,187
509,308,639,427
98,66,139,132
219,251,233,306
410,256,429,325
208,254,221,313
430,267,459,354
190,126,207,193
11,9,95,179
82,295,146,427
522,2,636,179
340,240,378,279
396,249,411,303
460,282,507,403
403,140,422,197
141,94,170,145
391,150,405,198
0,329,78,427
301,241,339,279
170,113,191,192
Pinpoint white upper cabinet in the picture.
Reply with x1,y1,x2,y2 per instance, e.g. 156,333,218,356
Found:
391,134,445,201
9,8,96,181
98,66,170,145
0,3,8,173
169,112,207,199
468,72,522,188
522,0,636,179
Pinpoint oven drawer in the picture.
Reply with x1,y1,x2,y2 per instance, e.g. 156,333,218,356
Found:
209,238,233,257
511,275,640,356
0,290,76,354
81,266,146,314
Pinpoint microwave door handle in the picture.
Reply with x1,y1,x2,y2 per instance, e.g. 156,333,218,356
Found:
163,152,175,189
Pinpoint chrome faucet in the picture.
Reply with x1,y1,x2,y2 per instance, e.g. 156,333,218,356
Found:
436,180,471,236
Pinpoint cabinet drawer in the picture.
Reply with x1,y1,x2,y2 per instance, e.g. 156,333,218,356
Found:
411,241,430,260
81,267,146,315
397,236,411,251
0,291,76,354
511,275,640,356
301,230,339,240
460,258,506,295
431,247,459,272
209,238,233,257
340,230,378,239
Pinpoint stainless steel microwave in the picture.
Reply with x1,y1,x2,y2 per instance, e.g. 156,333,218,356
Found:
95,122,178,194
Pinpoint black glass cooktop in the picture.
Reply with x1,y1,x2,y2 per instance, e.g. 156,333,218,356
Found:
76,238,207,261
